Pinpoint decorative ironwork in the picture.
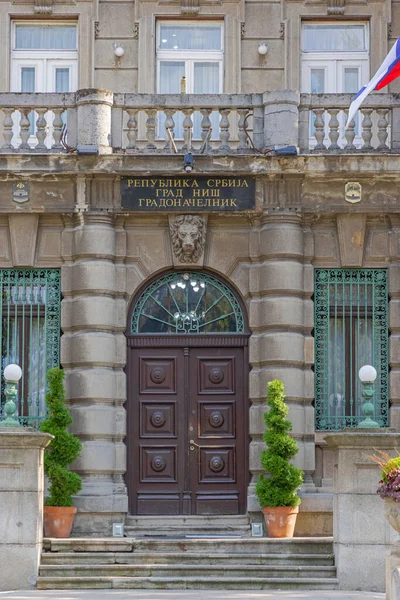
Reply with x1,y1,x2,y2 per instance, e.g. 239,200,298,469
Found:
131,271,244,334
0,269,61,427
314,269,388,430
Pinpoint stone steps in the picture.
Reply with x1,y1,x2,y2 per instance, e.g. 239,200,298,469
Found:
39,564,337,579
124,515,251,537
41,551,334,566
42,536,334,554
37,576,339,590
38,536,338,590
126,515,251,525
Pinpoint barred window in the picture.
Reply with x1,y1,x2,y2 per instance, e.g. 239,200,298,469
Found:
314,269,388,430
0,269,61,427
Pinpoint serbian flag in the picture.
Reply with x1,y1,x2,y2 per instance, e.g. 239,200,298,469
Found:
346,38,400,127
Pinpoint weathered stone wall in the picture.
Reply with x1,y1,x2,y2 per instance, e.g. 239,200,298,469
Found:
61,213,128,535
1,0,398,95
247,209,315,520
0,159,398,532
0,430,53,590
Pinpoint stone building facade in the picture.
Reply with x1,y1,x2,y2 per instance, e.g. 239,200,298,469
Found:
0,1,398,536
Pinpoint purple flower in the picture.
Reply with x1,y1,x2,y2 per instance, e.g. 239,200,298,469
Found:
377,467,400,501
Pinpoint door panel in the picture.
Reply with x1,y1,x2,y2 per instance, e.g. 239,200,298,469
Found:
189,348,245,515
128,343,247,515
130,349,185,515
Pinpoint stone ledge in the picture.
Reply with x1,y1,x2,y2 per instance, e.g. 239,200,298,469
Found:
299,494,333,513
0,429,53,448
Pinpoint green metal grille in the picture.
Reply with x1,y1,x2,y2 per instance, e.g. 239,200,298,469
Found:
314,268,388,430
131,271,244,334
0,269,61,427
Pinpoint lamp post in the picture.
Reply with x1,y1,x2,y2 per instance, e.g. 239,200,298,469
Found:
0,364,22,428
358,364,379,428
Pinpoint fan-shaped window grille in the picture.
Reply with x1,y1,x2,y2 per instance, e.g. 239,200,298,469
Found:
130,271,244,334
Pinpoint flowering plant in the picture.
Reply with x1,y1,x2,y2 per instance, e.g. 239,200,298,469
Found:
369,449,400,502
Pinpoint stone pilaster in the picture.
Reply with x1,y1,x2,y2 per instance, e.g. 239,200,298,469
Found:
61,213,127,536
247,208,314,516
0,429,53,590
325,430,400,592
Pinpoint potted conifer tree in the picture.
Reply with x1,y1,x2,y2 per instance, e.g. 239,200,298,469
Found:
256,379,304,538
40,368,82,538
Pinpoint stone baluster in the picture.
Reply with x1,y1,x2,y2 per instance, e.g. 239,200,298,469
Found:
164,109,175,152
219,108,230,152
327,108,340,151
144,109,157,151
126,109,139,153
1,108,14,150
377,108,389,151
344,113,356,150
52,108,64,150
0,430,53,590
361,108,373,151
200,108,212,153
237,108,248,151
35,108,48,151
313,108,326,151
18,108,31,150
182,109,193,152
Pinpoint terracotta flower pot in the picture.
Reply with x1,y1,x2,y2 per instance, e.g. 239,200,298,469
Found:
385,498,400,534
262,505,299,538
43,506,77,538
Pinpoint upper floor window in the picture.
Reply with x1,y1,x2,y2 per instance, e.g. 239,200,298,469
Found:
157,22,223,94
301,23,369,95
11,22,78,93
14,24,77,51
301,22,369,146
156,21,223,139
302,24,367,54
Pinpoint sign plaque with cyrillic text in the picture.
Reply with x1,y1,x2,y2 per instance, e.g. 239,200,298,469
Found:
120,176,256,211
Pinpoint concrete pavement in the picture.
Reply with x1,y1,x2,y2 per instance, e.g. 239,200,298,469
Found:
0,591,385,599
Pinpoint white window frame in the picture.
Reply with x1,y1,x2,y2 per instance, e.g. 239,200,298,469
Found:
301,22,369,55
301,21,370,91
156,20,224,94
11,21,78,93
10,21,78,148
301,22,370,148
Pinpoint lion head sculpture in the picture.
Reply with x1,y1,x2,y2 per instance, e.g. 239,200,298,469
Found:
169,215,206,263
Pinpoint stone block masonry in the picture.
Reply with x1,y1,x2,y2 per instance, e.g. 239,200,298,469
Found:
0,429,53,590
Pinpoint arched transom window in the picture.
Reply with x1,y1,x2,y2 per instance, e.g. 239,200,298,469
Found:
130,271,244,334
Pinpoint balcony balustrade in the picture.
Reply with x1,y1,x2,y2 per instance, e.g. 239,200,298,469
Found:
0,89,399,155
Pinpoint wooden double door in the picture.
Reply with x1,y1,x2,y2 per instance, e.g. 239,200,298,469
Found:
127,340,248,515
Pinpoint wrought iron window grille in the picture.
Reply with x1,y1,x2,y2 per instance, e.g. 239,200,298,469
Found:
0,269,61,428
314,268,388,431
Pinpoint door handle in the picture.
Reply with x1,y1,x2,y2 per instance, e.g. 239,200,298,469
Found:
190,440,200,449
